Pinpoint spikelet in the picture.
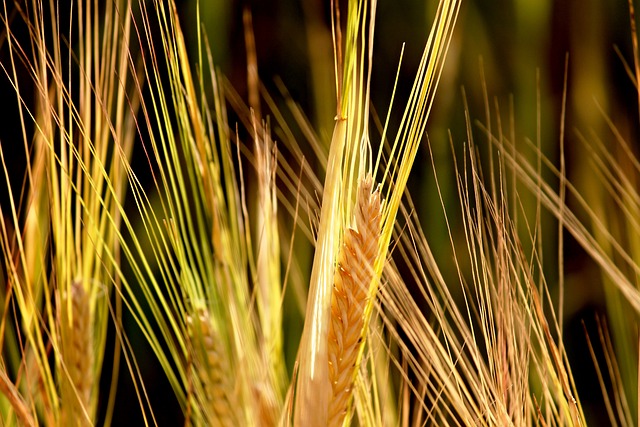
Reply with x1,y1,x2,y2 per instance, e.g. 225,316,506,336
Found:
327,176,382,426
60,280,93,427
187,307,237,427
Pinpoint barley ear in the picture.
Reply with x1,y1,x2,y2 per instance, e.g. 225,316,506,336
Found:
60,281,93,427
327,175,382,427
187,307,237,427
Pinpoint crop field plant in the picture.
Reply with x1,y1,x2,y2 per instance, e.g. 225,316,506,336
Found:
1,0,640,425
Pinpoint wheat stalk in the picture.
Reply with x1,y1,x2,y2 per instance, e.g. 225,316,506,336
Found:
60,280,93,427
187,307,237,427
327,175,382,426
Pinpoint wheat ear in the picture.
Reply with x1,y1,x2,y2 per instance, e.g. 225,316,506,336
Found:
61,281,93,426
327,175,382,426
187,307,237,427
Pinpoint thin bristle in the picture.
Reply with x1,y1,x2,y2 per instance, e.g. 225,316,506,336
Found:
327,175,382,426
188,308,237,427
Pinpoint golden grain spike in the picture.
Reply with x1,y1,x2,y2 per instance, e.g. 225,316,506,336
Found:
327,175,382,427
187,308,237,427
61,280,93,427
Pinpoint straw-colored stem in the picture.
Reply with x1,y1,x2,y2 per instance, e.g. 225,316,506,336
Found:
327,176,382,426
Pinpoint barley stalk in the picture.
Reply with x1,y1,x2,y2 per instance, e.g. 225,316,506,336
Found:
187,307,237,427
60,280,93,427
327,175,382,426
